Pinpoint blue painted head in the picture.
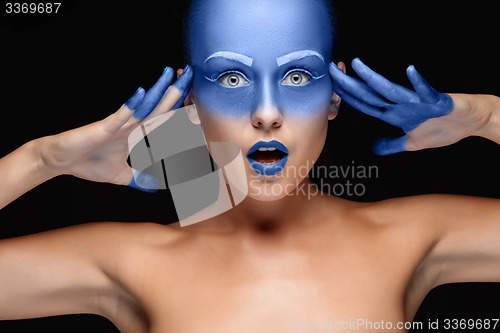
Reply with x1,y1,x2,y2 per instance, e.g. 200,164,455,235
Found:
181,0,340,200
184,0,336,118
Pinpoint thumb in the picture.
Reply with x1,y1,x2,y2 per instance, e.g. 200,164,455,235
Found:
128,170,162,193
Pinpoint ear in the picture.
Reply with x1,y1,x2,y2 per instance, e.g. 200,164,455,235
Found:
186,104,201,125
328,61,346,121
177,68,194,106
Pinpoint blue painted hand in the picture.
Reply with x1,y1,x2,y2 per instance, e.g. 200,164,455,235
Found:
330,58,454,155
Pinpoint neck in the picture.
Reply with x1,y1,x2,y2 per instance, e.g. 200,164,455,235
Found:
201,178,323,234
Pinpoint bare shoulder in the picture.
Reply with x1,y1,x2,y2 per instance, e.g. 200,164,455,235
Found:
307,193,500,321
84,220,193,267
1,221,186,274
8,220,182,247
0,221,185,325
74,220,184,244
318,193,489,248
329,193,500,256
341,193,492,224
64,221,188,261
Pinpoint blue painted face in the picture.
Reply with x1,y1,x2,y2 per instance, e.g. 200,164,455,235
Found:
189,0,334,118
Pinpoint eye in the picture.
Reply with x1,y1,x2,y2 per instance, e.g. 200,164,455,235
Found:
282,71,311,86
219,73,249,88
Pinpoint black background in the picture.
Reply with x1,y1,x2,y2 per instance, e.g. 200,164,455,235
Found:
0,1,499,332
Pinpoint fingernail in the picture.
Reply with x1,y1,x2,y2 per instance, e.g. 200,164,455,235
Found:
407,64,418,74
163,67,174,75
182,64,192,75
173,65,193,92
125,87,145,110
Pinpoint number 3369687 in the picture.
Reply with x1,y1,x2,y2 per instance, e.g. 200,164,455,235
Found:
5,3,61,14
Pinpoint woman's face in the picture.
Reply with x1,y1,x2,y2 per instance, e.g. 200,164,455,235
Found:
189,0,338,201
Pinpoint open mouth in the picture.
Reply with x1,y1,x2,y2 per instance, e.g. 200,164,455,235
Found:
247,140,289,176
248,147,287,165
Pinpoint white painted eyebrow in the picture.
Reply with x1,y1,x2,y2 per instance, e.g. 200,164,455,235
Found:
205,51,254,67
276,50,325,67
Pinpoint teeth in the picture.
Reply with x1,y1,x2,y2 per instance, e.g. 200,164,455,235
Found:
258,147,277,152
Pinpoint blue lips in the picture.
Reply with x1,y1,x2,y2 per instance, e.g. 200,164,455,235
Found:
247,140,289,176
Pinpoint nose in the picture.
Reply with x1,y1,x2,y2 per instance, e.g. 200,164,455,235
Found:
251,79,283,130
251,105,283,130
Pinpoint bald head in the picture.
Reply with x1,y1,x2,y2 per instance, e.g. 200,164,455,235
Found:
183,0,336,64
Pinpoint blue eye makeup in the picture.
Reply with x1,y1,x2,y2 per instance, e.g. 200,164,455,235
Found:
282,67,326,86
204,69,251,88
219,72,250,88
283,69,311,86
189,0,334,118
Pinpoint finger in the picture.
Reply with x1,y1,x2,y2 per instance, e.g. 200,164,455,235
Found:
127,109,179,152
372,136,408,156
172,65,194,109
406,65,441,104
126,87,147,111
351,58,416,104
100,87,146,134
133,67,175,120
330,62,389,108
171,88,190,110
141,110,178,137
335,87,385,120
148,65,194,119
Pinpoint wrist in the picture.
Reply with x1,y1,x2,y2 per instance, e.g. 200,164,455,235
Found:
0,138,61,209
471,95,500,144
27,137,62,181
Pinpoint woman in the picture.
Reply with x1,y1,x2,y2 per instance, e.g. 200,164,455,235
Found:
1,0,499,332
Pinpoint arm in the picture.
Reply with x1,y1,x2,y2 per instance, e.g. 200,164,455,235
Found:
0,223,123,320
0,221,157,333
415,194,500,286
330,58,500,155
0,65,193,210
452,93,500,144
329,60,500,283
0,139,56,210
0,66,192,324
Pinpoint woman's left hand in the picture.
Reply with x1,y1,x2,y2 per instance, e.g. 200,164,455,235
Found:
329,58,491,155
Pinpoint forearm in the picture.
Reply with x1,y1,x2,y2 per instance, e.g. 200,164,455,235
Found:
453,93,500,144
0,139,58,209
475,94,500,144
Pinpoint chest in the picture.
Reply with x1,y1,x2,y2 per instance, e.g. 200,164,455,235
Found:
137,242,414,333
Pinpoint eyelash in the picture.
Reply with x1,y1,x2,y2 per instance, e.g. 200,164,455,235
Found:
283,67,316,80
207,67,321,84
214,70,249,82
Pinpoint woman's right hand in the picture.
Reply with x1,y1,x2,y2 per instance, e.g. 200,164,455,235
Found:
37,65,193,192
